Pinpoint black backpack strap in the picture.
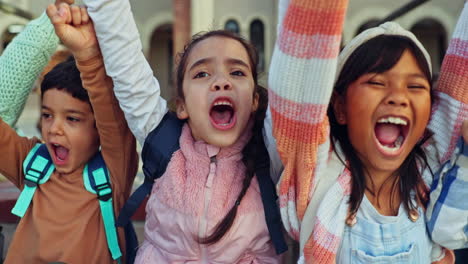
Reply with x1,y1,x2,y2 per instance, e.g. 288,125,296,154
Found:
116,112,184,227
115,178,153,227
256,141,288,255
123,221,138,264
0,226,4,263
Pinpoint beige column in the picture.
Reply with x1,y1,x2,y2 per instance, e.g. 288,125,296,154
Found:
191,0,215,35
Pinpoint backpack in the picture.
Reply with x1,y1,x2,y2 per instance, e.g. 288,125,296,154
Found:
0,226,4,263
11,143,134,264
116,112,288,255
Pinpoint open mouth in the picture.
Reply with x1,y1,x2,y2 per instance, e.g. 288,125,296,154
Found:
209,97,237,130
50,143,69,165
374,116,409,155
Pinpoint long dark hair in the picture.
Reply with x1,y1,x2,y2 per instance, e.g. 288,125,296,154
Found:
175,30,267,244
329,35,434,216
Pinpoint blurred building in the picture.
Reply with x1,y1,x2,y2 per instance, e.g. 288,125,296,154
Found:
0,0,465,99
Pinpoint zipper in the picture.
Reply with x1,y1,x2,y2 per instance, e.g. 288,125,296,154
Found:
199,155,217,263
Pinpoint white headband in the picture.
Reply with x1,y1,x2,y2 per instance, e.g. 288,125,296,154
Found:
336,21,432,81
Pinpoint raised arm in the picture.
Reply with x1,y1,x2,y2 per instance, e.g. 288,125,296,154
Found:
82,0,167,144
47,3,138,196
268,0,348,238
426,1,468,164
424,2,468,250
0,12,59,127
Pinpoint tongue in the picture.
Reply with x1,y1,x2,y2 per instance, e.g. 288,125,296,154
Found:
375,123,400,145
56,146,69,160
211,110,232,125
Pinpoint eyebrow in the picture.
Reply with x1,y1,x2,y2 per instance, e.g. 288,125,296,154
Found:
371,72,429,81
188,57,213,72
188,57,251,72
407,73,428,80
226,58,250,69
41,105,87,116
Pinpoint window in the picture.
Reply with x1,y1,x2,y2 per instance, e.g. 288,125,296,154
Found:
250,19,265,72
2,24,24,51
411,19,446,73
149,24,174,100
224,19,240,34
356,20,380,35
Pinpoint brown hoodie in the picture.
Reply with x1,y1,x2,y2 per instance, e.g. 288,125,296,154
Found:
0,54,138,264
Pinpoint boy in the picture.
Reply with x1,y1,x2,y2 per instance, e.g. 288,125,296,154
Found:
0,3,138,263
0,0,69,185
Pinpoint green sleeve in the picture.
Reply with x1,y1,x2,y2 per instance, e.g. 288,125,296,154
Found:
0,12,59,127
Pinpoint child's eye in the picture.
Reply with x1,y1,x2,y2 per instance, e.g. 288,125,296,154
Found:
67,116,80,122
41,113,51,119
367,81,384,86
231,70,246,77
408,84,427,89
194,72,209,79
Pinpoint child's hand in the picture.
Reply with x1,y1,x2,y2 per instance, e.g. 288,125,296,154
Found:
46,3,99,61
463,121,468,144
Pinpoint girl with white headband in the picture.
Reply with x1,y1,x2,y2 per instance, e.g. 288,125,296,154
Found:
269,0,467,263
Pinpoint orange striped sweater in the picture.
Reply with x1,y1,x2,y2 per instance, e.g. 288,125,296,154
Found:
269,0,467,263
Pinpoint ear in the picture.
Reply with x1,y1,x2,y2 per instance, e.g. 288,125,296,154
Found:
332,92,347,125
251,92,259,112
176,99,189,119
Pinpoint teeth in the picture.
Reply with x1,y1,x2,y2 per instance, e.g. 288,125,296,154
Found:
377,117,407,126
213,101,232,107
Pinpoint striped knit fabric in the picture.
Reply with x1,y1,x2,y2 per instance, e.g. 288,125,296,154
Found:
269,0,348,240
427,2,468,164
269,0,467,263
426,1,468,251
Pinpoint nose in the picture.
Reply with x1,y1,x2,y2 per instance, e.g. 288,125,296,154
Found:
385,85,409,107
211,74,232,91
48,118,64,136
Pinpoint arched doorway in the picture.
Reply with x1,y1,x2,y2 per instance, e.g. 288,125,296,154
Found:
356,19,380,36
250,19,265,72
225,19,240,34
1,25,23,52
149,23,174,101
411,19,446,74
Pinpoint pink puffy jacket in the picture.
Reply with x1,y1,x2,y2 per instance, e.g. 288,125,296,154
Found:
135,124,280,263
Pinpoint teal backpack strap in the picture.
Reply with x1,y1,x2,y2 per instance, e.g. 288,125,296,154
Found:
83,151,122,263
12,143,54,217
